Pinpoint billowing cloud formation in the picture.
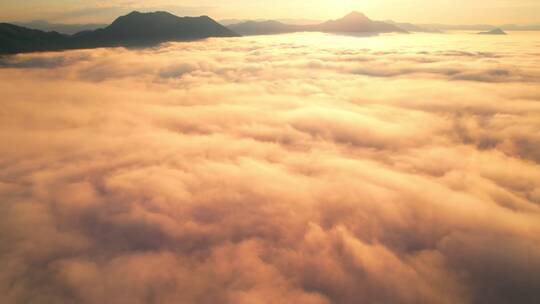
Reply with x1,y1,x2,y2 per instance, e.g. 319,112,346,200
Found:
1,32,540,304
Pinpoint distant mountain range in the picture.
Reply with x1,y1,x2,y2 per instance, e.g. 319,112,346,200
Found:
385,21,442,33
228,12,407,35
13,15,540,35
2,10,535,55
224,13,540,38
228,20,305,35
220,18,322,26
0,11,238,55
13,21,107,35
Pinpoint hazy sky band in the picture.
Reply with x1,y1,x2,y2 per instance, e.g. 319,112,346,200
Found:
1,0,540,24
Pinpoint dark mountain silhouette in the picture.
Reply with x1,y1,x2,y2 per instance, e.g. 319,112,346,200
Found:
478,28,507,35
0,11,238,55
13,20,106,35
0,23,69,54
72,11,238,48
228,11,406,36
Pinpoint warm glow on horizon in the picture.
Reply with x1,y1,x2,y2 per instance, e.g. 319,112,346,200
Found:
1,0,540,24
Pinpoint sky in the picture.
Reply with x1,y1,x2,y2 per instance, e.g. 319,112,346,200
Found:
1,31,540,304
1,0,540,24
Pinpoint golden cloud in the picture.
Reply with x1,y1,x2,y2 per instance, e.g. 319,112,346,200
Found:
1,33,540,304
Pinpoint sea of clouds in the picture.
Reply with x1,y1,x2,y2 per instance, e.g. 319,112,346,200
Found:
1,32,540,304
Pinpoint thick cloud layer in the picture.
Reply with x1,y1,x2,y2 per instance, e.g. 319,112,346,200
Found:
1,32,540,304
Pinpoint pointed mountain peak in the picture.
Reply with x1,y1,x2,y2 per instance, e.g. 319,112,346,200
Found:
126,11,142,16
341,11,370,22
